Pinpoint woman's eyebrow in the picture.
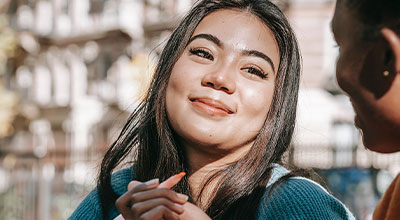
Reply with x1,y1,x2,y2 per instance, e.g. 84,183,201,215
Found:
187,33,222,48
242,50,276,73
188,33,276,73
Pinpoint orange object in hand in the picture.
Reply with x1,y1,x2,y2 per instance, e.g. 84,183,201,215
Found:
114,172,187,220
159,172,186,189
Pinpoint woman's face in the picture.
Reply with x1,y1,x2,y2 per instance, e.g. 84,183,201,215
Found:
332,1,400,152
166,9,279,155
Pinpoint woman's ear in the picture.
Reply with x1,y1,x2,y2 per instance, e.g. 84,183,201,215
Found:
381,28,400,73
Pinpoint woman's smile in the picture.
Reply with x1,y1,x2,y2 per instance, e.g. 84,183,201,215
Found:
189,97,234,117
165,9,278,151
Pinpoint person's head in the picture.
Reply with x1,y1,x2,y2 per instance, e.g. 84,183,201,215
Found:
166,8,280,164
150,0,300,168
99,1,300,219
144,0,300,217
332,0,400,153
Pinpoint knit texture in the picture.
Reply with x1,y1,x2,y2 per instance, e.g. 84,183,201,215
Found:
69,167,133,220
258,177,354,219
69,165,355,220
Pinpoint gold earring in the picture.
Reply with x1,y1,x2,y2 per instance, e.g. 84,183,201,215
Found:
383,70,390,77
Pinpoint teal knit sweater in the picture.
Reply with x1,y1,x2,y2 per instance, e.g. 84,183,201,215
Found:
69,165,355,220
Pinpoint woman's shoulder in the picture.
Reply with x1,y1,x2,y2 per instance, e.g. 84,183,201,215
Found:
257,166,355,219
68,166,135,220
110,166,136,195
264,176,338,205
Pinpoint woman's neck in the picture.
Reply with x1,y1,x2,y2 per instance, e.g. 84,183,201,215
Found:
184,142,252,208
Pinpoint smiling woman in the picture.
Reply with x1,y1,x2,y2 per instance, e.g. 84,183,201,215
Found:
166,10,277,160
69,1,354,220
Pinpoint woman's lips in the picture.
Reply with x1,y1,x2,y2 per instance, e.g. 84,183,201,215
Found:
189,97,234,117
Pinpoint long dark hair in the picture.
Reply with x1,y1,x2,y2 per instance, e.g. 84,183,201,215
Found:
98,0,301,219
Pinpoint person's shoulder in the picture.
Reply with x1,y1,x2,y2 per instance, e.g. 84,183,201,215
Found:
257,177,355,220
68,166,135,220
69,187,102,219
110,166,136,195
373,173,400,220
393,173,400,183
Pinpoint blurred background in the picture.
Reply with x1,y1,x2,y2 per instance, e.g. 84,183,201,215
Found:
0,0,399,219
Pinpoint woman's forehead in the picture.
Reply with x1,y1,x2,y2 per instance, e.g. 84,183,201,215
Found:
191,9,280,67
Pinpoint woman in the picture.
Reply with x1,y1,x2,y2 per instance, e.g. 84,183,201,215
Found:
332,0,400,219
70,0,354,219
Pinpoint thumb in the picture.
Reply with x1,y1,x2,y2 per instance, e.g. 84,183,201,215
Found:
127,180,142,191
113,214,125,220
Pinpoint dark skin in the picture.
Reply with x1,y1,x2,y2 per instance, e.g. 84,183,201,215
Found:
332,0,400,153
114,179,187,220
114,177,211,220
332,1,400,220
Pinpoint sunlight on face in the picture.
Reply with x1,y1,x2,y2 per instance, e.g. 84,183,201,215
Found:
166,9,280,155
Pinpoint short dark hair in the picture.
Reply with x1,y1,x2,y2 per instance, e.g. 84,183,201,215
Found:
98,0,301,219
343,0,400,42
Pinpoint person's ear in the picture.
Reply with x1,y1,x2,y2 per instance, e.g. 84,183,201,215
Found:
381,28,400,73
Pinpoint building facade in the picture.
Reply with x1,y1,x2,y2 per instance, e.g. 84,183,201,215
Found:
0,0,398,219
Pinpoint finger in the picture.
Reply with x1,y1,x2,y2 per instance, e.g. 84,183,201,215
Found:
159,172,186,189
113,214,125,220
179,202,212,220
127,180,142,191
118,173,186,219
131,179,159,192
130,198,184,216
131,188,188,205
140,205,180,220
116,179,159,219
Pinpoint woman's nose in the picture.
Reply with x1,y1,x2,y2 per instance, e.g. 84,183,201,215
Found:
201,65,236,94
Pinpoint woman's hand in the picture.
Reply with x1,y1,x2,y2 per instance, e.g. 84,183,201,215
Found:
114,173,188,220
179,202,212,220
115,199,212,220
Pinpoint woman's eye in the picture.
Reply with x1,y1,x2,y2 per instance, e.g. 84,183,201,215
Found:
242,66,268,79
189,48,214,61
